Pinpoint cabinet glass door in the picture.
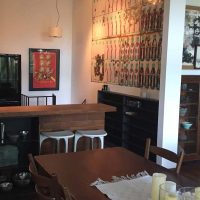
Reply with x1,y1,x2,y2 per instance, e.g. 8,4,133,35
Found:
179,82,199,155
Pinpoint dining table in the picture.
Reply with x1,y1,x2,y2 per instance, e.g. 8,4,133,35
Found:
34,147,198,200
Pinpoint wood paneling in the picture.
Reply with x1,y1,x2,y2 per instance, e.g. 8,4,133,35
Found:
39,113,105,131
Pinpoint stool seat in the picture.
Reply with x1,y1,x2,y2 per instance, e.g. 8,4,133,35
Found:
41,130,74,138
76,130,107,137
40,130,74,154
74,129,107,152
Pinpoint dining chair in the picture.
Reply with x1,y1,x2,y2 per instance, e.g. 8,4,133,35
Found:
29,155,75,200
144,138,184,174
28,153,38,175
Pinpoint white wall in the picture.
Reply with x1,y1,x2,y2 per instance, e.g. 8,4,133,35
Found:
157,0,186,168
72,0,100,104
0,0,72,104
72,0,159,104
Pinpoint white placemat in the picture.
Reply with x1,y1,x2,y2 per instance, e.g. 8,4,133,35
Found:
94,175,152,200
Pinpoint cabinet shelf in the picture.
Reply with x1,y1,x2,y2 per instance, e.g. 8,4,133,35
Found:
123,121,156,134
124,113,157,125
180,103,198,106
98,99,123,107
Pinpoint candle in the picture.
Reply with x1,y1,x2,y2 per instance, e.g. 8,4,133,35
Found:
195,187,200,200
151,173,167,200
160,181,177,200
165,194,177,200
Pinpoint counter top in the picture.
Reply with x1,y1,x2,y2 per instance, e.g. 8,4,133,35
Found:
0,103,116,118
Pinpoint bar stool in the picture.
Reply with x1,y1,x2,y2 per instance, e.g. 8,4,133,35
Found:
40,130,74,153
74,129,107,152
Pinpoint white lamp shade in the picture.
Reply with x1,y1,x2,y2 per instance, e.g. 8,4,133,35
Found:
49,26,62,38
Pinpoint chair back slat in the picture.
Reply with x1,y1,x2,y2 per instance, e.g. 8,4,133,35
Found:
28,153,39,175
144,138,184,174
28,156,75,200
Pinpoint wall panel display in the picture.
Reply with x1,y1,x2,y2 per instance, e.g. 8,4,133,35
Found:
182,6,200,68
91,0,164,90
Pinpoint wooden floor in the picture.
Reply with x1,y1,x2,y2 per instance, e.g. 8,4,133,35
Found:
180,160,200,182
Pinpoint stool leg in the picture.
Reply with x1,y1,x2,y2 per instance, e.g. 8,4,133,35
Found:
99,136,104,149
64,138,69,153
74,134,82,152
56,138,60,153
91,137,94,150
40,135,47,154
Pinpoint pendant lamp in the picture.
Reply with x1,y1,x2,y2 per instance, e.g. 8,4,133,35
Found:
49,0,62,38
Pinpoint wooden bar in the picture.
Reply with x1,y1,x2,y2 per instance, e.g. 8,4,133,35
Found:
0,103,116,132
0,103,115,117
0,103,116,153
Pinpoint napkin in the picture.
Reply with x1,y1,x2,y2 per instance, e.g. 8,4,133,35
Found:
96,175,152,200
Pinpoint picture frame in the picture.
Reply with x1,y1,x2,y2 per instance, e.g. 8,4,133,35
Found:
182,6,200,68
29,48,60,91
194,45,200,69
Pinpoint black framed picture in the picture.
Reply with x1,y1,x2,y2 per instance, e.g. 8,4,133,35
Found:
194,45,200,69
182,6,200,68
29,48,60,91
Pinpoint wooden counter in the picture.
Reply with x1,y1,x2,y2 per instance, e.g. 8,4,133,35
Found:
0,103,116,131
0,103,116,118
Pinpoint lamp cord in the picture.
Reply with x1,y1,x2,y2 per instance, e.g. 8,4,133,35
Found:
56,0,60,27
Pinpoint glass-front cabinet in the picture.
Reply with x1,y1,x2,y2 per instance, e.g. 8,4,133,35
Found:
179,76,200,161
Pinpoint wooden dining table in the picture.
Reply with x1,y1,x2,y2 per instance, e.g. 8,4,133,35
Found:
35,147,198,200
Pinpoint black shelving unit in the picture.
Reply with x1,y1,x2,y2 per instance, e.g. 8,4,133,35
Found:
0,117,39,199
98,90,159,157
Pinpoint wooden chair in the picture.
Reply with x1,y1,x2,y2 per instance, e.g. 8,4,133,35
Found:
28,153,38,175
29,154,75,200
144,138,184,174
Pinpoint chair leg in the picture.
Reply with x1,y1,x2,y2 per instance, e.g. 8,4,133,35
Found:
99,136,104,149
74,134,82,152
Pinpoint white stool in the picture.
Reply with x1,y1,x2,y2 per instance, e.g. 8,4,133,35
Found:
40,130,74,153
74,129,107,152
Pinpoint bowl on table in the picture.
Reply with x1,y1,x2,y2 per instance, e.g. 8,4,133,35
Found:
0,182,13,192
181,122,192,130
13,172,31,187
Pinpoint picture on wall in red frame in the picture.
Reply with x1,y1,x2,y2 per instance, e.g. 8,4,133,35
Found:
29,48,60,91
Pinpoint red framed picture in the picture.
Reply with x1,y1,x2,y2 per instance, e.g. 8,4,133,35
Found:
29,48,60,91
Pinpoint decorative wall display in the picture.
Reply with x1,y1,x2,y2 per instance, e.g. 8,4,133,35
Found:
29,48,60,91
91,0,164,90
194,45,200,68
183,6,200,68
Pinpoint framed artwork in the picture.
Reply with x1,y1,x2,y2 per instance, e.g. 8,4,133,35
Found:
29,48,60,91
91,0,163,90
182,6,200,68
194,45,200,69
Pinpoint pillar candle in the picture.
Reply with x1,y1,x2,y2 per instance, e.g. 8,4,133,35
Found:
195,187,200,200
160,181,176,200
151,173,167,200
165,194,177,200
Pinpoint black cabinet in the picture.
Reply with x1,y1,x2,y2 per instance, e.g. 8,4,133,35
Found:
98,90,159,156
0,117,39,199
